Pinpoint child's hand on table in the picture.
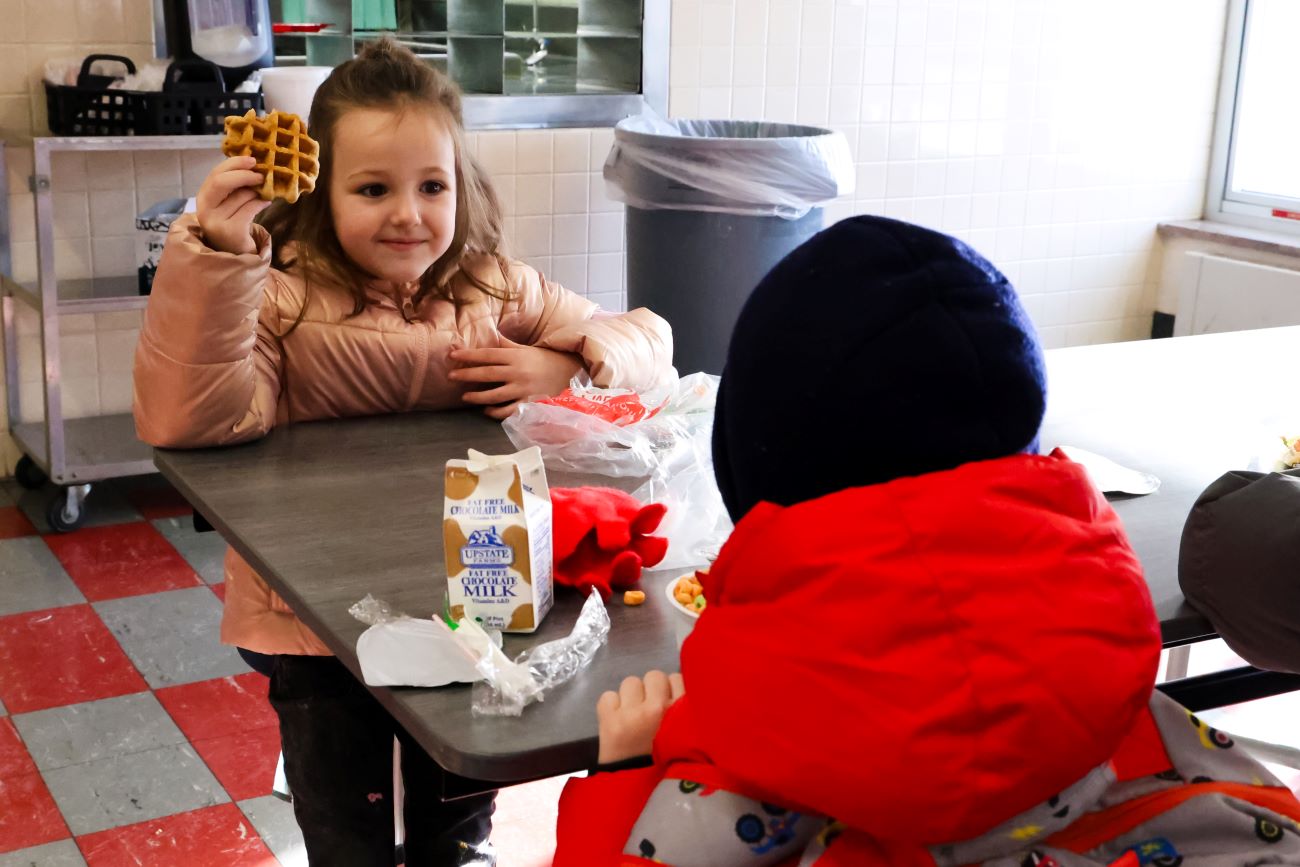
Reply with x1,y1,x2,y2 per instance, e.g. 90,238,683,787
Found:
196,156,271,255
449,336,583,419
597,670,685,765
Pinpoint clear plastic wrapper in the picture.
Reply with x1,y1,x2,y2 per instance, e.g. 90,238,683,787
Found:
348,593,406,626
460,589,611,717
604,111,855,220
504,373,732,569
632,451,732,570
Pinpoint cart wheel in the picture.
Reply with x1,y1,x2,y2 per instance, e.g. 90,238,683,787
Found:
14,455,47,490
46,484,90,533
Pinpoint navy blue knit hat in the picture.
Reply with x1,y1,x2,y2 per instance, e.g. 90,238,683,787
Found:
712,216,1046,522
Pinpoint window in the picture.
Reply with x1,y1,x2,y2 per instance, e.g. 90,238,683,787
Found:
1208,0,1300,231
269,0,667,129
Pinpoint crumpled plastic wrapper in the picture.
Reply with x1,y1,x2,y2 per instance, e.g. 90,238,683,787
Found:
456,589,611,717
348,592,608,705
349,593,407,626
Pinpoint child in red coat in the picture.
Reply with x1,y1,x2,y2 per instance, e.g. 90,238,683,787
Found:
554,216,1300,866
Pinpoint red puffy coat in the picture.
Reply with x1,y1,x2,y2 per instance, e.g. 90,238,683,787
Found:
556,453,1163,865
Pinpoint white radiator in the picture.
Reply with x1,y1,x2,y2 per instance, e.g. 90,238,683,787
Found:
1174,252,1300,336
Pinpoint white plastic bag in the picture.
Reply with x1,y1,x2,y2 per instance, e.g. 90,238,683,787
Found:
503,373,732,570
604,111,855,220
502,373,718,479
632,450,731,571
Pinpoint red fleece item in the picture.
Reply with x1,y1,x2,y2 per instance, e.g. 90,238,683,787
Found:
551,487,668,598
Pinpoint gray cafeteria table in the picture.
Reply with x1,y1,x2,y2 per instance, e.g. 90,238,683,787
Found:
155,409,681,789
153,325,1300,789
1042,325,1300,708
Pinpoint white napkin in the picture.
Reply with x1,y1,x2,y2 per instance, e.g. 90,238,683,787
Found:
356,618,484,687
1058,445,1161,495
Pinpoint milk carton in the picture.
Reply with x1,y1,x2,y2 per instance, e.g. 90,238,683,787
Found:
443,447,554,633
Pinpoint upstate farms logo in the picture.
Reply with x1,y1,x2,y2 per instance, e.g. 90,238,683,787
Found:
461,526,514,567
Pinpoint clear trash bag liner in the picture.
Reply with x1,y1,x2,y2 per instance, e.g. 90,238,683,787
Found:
604,109,855,219
503,373,733,569
459,589,611,717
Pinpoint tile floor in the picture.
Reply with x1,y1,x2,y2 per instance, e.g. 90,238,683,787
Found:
0,474,562,866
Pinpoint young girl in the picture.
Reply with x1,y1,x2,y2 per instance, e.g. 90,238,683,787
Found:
133,38,673,866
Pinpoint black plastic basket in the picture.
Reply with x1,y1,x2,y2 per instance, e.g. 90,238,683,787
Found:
45,55,183,135
164,59,263,134
44,55,263,136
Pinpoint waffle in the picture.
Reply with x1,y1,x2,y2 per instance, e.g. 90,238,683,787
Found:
221,110,320,204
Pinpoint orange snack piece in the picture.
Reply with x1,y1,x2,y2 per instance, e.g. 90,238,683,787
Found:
623,590,646,606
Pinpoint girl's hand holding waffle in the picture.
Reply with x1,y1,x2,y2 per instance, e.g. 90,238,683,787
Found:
196,156,272,255
449,335,584,419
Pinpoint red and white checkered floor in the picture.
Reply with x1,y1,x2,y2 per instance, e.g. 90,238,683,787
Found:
0,475,560,866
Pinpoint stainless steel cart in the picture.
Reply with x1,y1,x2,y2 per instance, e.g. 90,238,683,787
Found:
1,135,222,530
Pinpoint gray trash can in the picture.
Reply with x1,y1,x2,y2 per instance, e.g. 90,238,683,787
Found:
604,117,854,374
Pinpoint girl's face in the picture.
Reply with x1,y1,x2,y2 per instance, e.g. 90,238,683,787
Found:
329,106,457,286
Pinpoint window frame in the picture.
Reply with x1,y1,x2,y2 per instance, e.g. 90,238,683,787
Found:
1206,0,1300,233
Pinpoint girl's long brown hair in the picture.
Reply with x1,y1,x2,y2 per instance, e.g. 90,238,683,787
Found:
258,37,509,331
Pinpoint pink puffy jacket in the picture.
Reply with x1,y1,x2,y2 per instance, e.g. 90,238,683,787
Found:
134,214,674,655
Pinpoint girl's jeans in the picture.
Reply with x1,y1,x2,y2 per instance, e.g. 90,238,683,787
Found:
269,654,497,866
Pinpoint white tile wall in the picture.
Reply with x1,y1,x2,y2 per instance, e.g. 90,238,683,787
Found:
0,0,1230,466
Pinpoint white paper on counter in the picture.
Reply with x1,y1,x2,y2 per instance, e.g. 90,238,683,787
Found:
356,617,485,687
1058,445,1161,496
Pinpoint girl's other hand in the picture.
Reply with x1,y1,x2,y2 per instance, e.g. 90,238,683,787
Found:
596,671,685,765
448,336,583,420
195,156,271,255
